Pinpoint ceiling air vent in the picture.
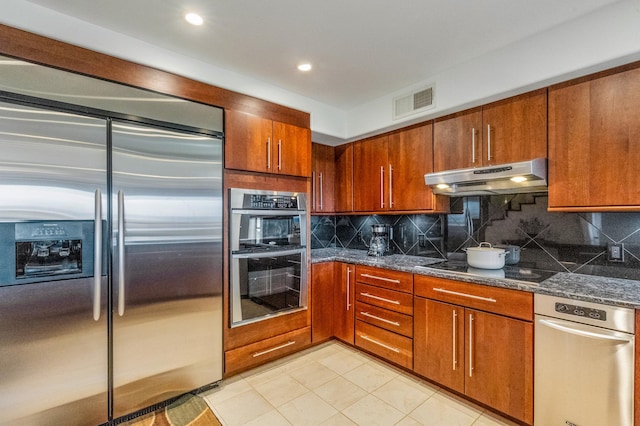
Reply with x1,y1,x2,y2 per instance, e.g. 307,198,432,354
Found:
393,85,435,119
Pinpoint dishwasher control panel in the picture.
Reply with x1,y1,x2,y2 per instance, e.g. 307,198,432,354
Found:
555,302,606,321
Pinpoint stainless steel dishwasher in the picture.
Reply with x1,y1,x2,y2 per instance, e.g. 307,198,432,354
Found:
535,294,635,426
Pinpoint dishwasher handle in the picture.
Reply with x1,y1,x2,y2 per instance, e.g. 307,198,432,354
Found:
538,318,634,344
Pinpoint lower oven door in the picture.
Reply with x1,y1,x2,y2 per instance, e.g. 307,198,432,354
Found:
230,248,307,327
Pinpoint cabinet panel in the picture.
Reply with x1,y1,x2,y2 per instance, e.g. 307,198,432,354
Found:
311,143,335,213
465,310,533,424
225,110,273,173
414,298,464,392
334,144,353,212
334,263,355,344
355,320,413,369
273,121,311,177
355,301,413,337
356,265,413,293
388,124,438,211
353,136,388,212
548,67,640,210
225,327,311,375
481,89,547,166
311,262,334,343
355,283,413,315
433,108,482,171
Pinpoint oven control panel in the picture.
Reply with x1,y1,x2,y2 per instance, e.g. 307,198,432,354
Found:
247,194,299,209
555,302,607,321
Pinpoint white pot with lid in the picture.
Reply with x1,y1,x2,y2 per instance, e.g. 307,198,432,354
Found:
464,242,508,269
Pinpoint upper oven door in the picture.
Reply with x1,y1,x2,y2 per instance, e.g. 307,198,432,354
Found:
229,188,307,253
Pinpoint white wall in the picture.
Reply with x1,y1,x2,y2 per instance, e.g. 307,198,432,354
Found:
2,0,640,144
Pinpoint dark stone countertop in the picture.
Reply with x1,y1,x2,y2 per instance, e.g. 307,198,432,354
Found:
311,248,640,309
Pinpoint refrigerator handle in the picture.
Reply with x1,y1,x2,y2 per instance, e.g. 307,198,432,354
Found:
93,189,102,321
118,190,126,316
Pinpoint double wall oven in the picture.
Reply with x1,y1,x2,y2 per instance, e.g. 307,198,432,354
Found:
229,189,308,327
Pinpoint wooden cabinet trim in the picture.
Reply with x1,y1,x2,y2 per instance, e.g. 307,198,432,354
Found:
0,24,310,128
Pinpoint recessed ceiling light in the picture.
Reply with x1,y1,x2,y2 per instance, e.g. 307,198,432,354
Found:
185,12,203,26
297,63,312,72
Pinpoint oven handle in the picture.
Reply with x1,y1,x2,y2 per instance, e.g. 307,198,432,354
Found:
93,189,102,321
117,190,126,317
232,248,307,259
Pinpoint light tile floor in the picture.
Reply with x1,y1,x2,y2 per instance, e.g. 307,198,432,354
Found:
201,341,520,426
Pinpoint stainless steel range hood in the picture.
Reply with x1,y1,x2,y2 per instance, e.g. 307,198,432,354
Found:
425,158,547,196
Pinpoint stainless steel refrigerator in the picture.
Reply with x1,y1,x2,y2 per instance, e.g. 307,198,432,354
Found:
0,99,223,425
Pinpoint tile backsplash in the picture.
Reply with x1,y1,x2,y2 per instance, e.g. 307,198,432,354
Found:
311,194,640,280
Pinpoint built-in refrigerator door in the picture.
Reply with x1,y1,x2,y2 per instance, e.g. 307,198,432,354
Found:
111,120,223,419
0,101,108,425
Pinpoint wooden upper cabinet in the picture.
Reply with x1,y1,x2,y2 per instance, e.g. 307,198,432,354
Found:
225,110,311,177
352,124,447,213
311,143,335,213
334,143,354,212
353,135,389,212
548,66,640,211
388,123,441,211
433,89,547,171
434,108,482,172
225,111,273,173
481,89,547,166
273,121,311,177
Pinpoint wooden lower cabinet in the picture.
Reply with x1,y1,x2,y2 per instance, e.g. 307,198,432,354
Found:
311,262,335,343
414,275,534,425
334,263,356,344
225,327,311,375
355,320,413,369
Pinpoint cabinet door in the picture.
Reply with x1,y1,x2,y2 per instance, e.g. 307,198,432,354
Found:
465,309,533,424
414,298,464,393
481,89,547,166
225,110,272,173
311,262,335,343
311,143,335,213
334,143,353,212
388,124,437,211
333,263,355,344
549,68,640,210
273,121,311,177
353,136,388,212
433,108,482,172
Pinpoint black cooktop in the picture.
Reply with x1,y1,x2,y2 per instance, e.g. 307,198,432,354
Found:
424,260,557,284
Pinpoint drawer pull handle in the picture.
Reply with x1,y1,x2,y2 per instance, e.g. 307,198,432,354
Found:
252,340,296,358
433,288,497,303
360,292,400,305
359,334,400,353
360,273,401,284
361,311,400,327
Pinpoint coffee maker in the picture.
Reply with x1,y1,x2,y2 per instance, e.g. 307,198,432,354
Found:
367,224,392,256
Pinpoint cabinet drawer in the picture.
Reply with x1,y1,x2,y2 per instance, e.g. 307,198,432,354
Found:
356,283,413,315
355,265,413,293
414,275,533,321
225,327,311,375
355,320,412,369
355,301,413,338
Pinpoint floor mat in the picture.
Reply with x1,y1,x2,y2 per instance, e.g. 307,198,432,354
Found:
120,394,221,426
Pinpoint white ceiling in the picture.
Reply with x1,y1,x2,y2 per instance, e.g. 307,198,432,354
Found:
23,0,621,111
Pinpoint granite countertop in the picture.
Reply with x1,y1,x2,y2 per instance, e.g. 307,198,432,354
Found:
311,248,640,309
